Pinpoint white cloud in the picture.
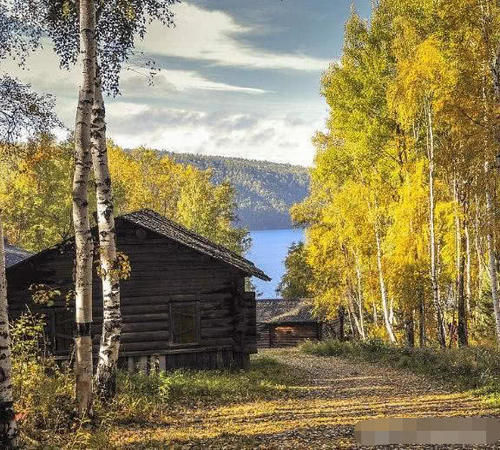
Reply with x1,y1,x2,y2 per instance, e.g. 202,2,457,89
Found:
0,1,326,166
139,2,329,72
121,68,269,95
1,46,269,130
106,104,318,166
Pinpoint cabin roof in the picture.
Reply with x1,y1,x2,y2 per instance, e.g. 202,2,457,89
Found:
256,298,317,324
7,209,270,281
5,243,32,268
120,209,270,281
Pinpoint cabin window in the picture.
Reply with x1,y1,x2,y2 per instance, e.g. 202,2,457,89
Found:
51,308,75,355
170,302,199,345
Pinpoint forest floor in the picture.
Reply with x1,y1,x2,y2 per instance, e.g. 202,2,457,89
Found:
110,348,500,449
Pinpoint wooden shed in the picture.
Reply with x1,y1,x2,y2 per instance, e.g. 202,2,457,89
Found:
6,209,270,371
256,299,322,348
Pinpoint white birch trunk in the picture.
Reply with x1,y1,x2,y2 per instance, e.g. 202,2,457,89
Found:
91,74,122,399
465,223,472,313
474,198,485,302
354,256,366,340
479,3,500,344
347,295,363,339
485,162,500,343
426,100,446,348
389,296,395,325
73,0,96,416
375,226,396,343
0,217,17,448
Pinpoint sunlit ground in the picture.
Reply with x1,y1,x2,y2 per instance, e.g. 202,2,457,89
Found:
107,349,499,449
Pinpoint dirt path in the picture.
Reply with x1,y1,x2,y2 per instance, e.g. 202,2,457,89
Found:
115,348,500,449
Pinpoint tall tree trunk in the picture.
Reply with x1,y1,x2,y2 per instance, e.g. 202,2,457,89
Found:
91,73,122,400
405,309,415,348
348,294,363,339
474,200,484,302
485,162,500,343
426,99,446,348
375,226,396,343
418,288,426,347
0,217,17,448
338,305,345,341
465,224,472,314
73,0,96,416
389,296,395,325
346,305,354,339
454,179,468,347
354,255,366,340
480,0,500,344
457,222,468,347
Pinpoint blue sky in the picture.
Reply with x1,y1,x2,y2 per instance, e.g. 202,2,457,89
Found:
5,0,371,166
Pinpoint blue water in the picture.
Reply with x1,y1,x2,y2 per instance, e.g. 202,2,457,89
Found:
247,229,304,298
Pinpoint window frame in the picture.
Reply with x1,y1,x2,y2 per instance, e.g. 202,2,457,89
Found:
168,301,200,347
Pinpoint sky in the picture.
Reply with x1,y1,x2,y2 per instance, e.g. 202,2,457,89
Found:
4,0,372,167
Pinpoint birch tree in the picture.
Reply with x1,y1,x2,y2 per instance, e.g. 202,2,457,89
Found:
0,214,16,448
478,0,500,343
91,74,121,399
8,0,179,399
72,0,96,416
0,5,59,444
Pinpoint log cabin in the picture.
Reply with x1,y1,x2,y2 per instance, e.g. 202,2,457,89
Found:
6,209,270,371
5,241,32,267
256,298,323,348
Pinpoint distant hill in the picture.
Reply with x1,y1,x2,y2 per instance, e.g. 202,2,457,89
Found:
168,152,310,230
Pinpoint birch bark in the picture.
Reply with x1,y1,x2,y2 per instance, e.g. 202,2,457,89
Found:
464,223,472,314
347,294,363,339
375,226,396,343
73,0,95,416
418,288,426,347
0,216,17,448
91,73,122,400
426,99,446,348
457,220,468,346
354,256,366,340
485,162,500,342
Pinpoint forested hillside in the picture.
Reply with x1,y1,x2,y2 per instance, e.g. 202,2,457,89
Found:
169,152,310,230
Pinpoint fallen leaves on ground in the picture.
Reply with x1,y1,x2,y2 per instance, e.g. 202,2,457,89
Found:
105,348,500,449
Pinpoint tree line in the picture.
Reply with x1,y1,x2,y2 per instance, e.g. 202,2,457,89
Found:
287,0,500,348
0,138,248,255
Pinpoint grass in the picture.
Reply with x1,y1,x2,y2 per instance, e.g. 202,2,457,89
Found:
15,353,304,448
109,354,302,423
14,347,500,449
11,314,306,448
300,338,500,400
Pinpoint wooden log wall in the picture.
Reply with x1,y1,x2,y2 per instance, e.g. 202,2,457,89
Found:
269,323,321,348
6,218,258,370
256,324,271,348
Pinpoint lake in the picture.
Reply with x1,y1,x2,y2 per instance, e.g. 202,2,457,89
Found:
247,228,304,298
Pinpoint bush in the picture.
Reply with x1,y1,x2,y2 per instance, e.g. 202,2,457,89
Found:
10,312,98,448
